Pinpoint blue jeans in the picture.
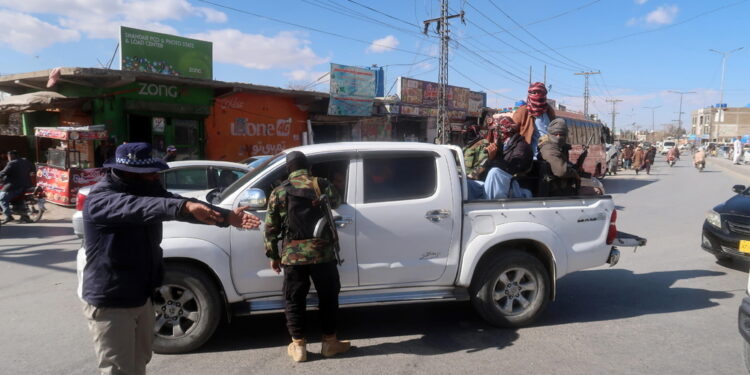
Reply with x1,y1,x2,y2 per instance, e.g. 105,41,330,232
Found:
0,187,23,217
467,169,531,200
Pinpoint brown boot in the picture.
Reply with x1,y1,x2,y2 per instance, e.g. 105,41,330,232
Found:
321,334,350,358
287,338,307,362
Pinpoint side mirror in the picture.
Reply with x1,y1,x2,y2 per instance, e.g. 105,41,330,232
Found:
238,188,267,210
733,185,746,194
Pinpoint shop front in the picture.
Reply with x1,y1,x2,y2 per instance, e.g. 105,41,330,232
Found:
206,92,309,161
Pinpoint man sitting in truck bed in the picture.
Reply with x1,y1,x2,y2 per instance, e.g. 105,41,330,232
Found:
537,118,581,196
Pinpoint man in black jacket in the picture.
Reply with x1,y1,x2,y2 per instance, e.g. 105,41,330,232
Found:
81,142,260,375
0,150,35,223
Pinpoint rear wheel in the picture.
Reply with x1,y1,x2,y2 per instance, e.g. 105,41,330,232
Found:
470,250,550,327
26,200,43,222
153,264,223,354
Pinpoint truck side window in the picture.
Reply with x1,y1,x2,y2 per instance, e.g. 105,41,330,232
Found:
363,155,436,203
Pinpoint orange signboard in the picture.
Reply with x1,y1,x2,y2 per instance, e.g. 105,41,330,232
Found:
206,92,308,161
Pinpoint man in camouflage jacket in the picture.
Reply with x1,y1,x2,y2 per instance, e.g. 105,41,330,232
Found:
462,125,489,179
263,151,350,362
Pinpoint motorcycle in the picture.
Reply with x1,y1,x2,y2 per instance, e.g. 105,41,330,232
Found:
667,155,677,167
2,185,46,223
695,161,705,172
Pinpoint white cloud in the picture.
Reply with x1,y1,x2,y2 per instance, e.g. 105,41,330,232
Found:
635,0,648,5
187,30,328,70
366,35,399,53
0,0,227,40
645,5,678,25
285,70,329,82
0,10,79,53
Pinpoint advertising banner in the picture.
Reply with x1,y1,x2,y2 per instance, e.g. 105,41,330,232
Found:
399,77,484,119
120,26,213,79
328,63,376,116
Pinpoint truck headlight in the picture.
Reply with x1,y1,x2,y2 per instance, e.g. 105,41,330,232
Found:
706,210,722,229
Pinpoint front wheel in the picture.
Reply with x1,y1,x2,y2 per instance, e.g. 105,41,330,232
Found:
153,264,223,354
470,250,550,327
26,199,43,222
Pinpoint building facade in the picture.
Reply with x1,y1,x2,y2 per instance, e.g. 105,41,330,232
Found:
691,106,750,142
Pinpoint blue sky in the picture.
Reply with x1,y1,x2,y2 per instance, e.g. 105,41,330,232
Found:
0,0,748,133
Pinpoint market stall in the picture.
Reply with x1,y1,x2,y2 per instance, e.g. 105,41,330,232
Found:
34,126,108,206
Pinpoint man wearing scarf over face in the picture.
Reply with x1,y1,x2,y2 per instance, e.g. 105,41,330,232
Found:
81,142,261,375
512,82,556,158
462,124,489,180
538,118,580,196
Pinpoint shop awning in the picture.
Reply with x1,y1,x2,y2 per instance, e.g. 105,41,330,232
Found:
0,91,67,112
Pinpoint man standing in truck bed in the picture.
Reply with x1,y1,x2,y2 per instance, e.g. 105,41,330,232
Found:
264,151,351,363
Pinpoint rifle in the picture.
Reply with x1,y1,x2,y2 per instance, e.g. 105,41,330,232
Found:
315,194,343,265
574,133,594,171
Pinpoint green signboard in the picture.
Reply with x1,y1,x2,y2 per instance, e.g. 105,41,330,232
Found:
120,26,212,79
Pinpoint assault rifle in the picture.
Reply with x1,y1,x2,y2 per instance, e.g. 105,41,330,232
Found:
314,194,343,265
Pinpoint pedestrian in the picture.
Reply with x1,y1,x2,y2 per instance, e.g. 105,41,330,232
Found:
163,145,178,162
81,142,261,375
264,151,350,363
512,82,556,158
632,146,645,175
621,145,634,169
0,150,35,223
643,146,657,175
733,138,743,164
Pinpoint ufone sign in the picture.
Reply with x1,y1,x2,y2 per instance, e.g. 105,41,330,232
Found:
137,83,181,98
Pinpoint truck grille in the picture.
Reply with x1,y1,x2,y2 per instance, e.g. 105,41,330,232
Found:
727,221,750,236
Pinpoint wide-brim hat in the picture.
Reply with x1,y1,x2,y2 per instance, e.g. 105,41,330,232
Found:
103,142,169,173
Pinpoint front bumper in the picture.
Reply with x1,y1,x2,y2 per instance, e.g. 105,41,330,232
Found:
701,220,750,260
739,296,750,343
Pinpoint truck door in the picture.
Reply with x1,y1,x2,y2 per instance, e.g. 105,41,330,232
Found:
355,151,454,286
229,154,358,295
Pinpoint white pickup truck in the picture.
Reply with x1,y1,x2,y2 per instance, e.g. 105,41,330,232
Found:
77,142,645,354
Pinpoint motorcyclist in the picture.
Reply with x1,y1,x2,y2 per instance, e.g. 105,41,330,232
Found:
693,148,706,169
667,147,680,162
0,150,35,223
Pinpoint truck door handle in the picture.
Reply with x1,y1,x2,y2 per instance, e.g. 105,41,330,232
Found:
425,209,450,223
334,216,353,228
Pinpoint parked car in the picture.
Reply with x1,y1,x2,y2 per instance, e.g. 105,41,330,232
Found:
71,160,250,238
702,184,750,262
76,142,645,354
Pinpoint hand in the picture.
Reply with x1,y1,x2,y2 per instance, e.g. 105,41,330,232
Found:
228,206,262,229
486,143,498,160
185,201,224,225
270,259,281,274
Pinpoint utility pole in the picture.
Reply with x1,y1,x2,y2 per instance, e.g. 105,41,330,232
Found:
709,47,743,107
606,99,623,138
668,90,695,137
642,106,661,132
574,71,600,119
424,2,464,144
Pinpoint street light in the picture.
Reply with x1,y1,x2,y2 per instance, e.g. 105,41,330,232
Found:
709,47,743,107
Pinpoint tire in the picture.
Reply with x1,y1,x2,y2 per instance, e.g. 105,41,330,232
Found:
26,200,43,222
153,264,223,354
470,250,550,328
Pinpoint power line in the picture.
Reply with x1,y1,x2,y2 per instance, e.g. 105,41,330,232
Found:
460,0,601,40
450,66,516,101
463,1,582,72
555,0,749,50
345,0,421,30
486,0,593,71
196,0,435,58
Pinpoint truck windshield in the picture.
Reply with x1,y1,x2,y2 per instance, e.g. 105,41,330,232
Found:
219,152,285,201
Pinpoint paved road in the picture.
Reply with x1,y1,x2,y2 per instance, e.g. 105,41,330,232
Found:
1,155,749,374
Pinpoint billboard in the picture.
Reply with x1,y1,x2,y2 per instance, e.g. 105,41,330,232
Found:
398,77,484,119
328,63,376,116
120,26,212,79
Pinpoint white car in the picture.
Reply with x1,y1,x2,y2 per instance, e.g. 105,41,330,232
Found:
77,142,645,354
661,141,676,155
72,160,250,238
